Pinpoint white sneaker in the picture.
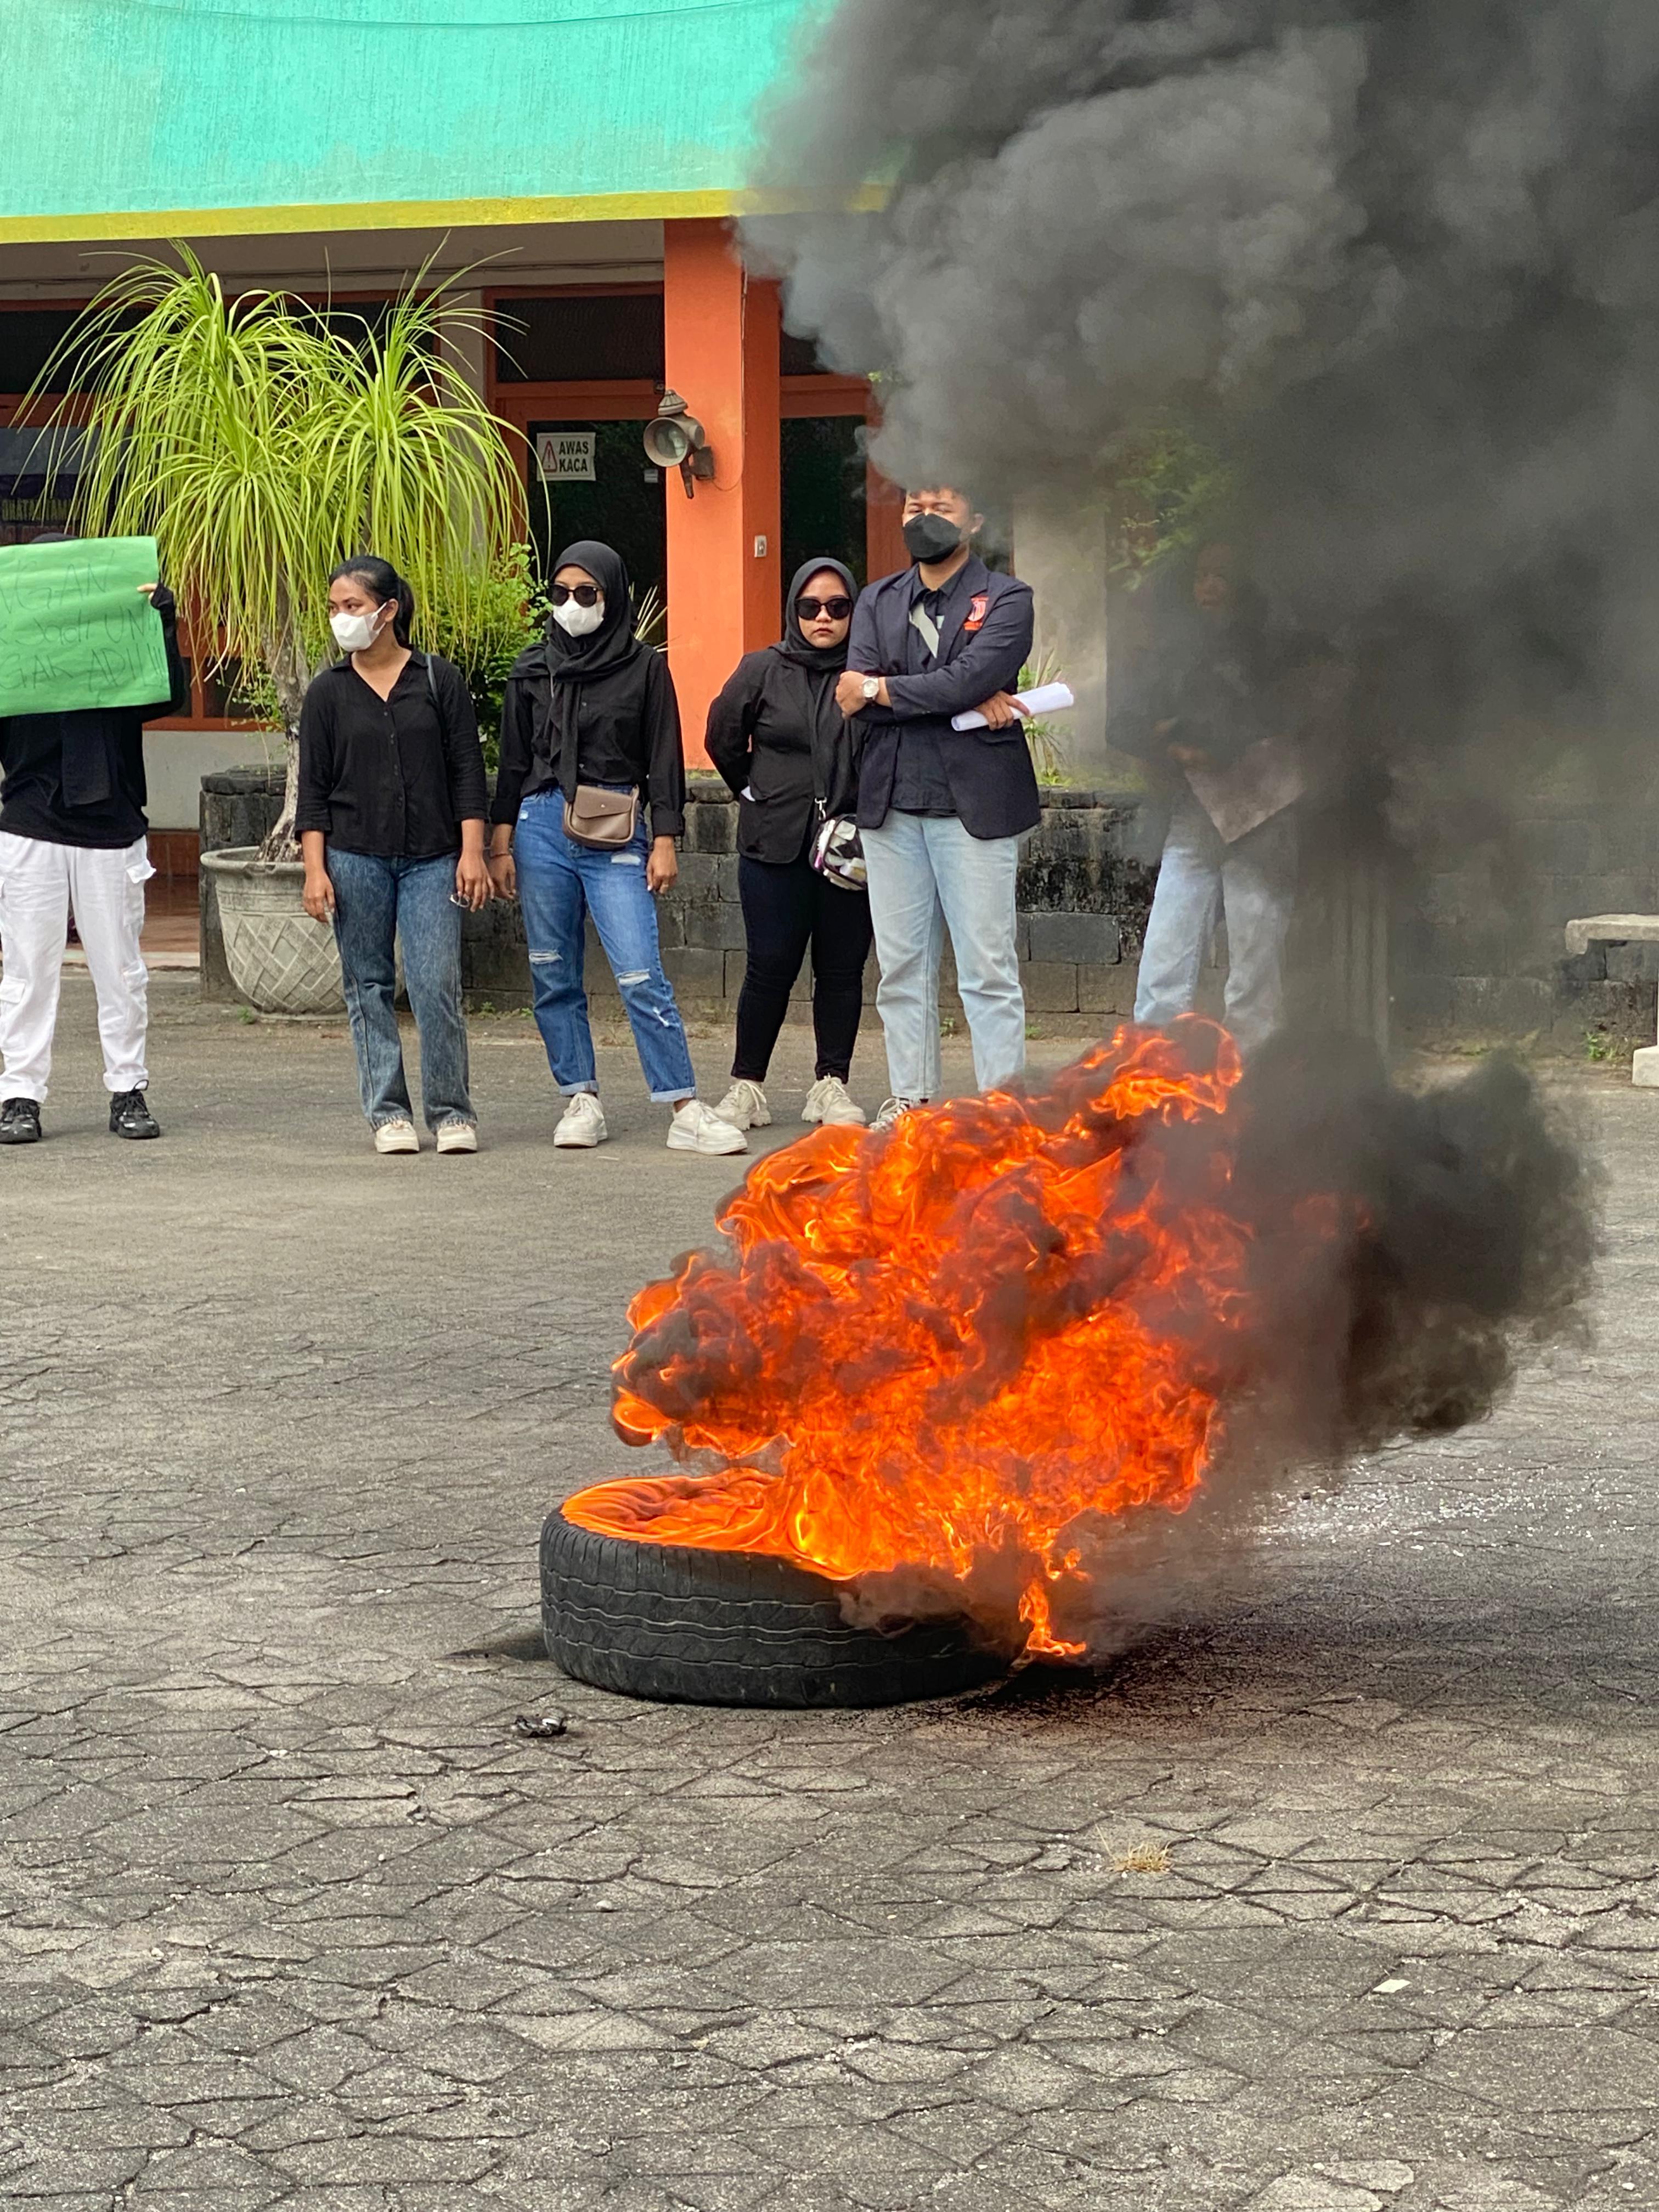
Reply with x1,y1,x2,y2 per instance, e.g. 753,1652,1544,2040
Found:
436,1122,478,1155
714,1079,772,1130
374,1119,420,1154
803,1075,867,1127
874,1097,926,1132
554,1093,608,1149
667,1099,750,1156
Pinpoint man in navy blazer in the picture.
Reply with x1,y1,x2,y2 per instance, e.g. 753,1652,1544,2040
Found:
837,487,1037,1125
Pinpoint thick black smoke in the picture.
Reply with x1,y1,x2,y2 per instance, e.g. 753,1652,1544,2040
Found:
730,9,1618,1647
1225,1031,1597,1455
743,0,1659,838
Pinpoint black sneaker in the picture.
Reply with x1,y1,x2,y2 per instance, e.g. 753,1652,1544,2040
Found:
0,1097,42,1145
109,1088,161,1140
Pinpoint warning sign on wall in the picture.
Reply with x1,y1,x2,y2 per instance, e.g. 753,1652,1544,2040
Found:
535,431,597,482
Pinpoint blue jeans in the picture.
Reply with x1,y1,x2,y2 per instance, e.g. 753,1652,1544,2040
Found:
1134,793,1297,1053
861,811,1026,1101
513,791,697,1103
328,846,474,1131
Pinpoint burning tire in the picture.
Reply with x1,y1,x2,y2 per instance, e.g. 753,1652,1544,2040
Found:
540,1504,1003,1709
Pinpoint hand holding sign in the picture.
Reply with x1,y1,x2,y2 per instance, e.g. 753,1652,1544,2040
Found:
0,536,173,719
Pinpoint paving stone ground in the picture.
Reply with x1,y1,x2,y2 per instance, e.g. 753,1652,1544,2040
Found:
2,974,1656,2212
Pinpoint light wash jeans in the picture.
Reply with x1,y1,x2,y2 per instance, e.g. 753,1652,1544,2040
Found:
861,811,1026,1101
514,789,697,1102
328,845,475,1131
1133,792,1297,1053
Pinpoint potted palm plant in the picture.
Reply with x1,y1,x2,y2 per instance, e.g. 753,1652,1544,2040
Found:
29,249,523,1012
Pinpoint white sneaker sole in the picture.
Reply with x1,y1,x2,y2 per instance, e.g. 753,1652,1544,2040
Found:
436,1126,478,1154
667,1128,749,1156
554,1121,607,1149
374,1125,420,1154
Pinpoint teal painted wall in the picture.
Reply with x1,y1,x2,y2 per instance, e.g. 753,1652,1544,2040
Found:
0,0,823,228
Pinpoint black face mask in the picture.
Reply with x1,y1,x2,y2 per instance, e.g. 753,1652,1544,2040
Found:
903,511,966,565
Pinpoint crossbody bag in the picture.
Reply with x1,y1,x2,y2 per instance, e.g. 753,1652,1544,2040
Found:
534,678,641,850
806,675,865,893
563,783,640,850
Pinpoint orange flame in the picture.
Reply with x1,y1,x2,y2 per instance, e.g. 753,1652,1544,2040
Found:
571,1019,1264,1656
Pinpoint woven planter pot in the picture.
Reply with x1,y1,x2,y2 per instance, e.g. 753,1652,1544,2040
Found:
200,846,346,1015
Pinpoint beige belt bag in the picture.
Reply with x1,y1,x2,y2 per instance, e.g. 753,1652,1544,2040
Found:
564,785,640,850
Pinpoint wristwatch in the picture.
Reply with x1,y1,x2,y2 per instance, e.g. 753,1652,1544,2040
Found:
861,676,881,703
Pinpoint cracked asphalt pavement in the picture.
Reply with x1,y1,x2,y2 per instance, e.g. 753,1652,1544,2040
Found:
2,975,1656,2212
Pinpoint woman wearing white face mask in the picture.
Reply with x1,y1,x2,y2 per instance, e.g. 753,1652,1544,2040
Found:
488,539,744,1156
297,557,492,1155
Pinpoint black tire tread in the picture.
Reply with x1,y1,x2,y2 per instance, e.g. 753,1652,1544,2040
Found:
541,1507,1001,1708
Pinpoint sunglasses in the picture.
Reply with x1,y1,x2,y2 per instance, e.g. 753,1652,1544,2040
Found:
795,595,853,622
550,583,602,608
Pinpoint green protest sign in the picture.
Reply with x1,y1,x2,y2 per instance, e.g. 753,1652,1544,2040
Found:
0,536,172,719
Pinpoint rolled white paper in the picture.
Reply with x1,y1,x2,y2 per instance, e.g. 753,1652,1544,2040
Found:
951,681,1076,732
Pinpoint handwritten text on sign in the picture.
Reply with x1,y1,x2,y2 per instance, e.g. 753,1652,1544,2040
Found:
535,431,597,482
0,536,171,719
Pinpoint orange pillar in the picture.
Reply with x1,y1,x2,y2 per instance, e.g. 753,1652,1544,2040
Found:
662,219,782,764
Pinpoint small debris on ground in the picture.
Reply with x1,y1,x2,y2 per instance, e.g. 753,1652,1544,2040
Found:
514,1712,571,1740
1111,1840,1172,1875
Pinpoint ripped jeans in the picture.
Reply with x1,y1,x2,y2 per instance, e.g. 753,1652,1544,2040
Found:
513,789,696,1103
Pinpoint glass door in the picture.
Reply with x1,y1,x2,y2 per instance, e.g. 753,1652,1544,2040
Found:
528,419,668,631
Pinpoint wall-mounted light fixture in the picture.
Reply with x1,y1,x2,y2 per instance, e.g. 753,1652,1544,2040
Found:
644,390,716,499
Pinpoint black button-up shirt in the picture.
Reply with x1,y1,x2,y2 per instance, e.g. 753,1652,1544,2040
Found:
492,647,687,840
0,586,189,849
296,652,488,860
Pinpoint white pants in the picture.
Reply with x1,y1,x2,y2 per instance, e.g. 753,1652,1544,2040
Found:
0,832,153,1102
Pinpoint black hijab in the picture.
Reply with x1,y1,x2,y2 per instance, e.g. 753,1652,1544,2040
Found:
528,539,657,794
775,556,857,672
544,539,647,684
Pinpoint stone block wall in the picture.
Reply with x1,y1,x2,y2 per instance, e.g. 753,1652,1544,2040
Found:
1387,751,1659,1054
200,772,1155,1026
199,764,1658,1055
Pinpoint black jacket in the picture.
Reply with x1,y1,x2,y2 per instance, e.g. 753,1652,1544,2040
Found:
705,648,861,864
0,585,189,849
296,650,487,860
494,644,686,839
849,556,1039,841
1110,587,1277,774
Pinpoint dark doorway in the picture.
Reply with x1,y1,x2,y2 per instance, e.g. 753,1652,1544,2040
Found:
782,416,869,595
528,420,668,628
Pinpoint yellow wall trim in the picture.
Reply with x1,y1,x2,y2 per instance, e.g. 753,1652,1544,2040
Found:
0,184,884,247
0,189,741,247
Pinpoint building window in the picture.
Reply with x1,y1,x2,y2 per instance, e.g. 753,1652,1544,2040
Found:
782,329,840,378
782,416,870,590
0,307,97,397
494,294,665,385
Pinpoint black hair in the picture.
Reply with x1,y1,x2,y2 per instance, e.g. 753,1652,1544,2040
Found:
904,485,978,516
329,556,415,646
